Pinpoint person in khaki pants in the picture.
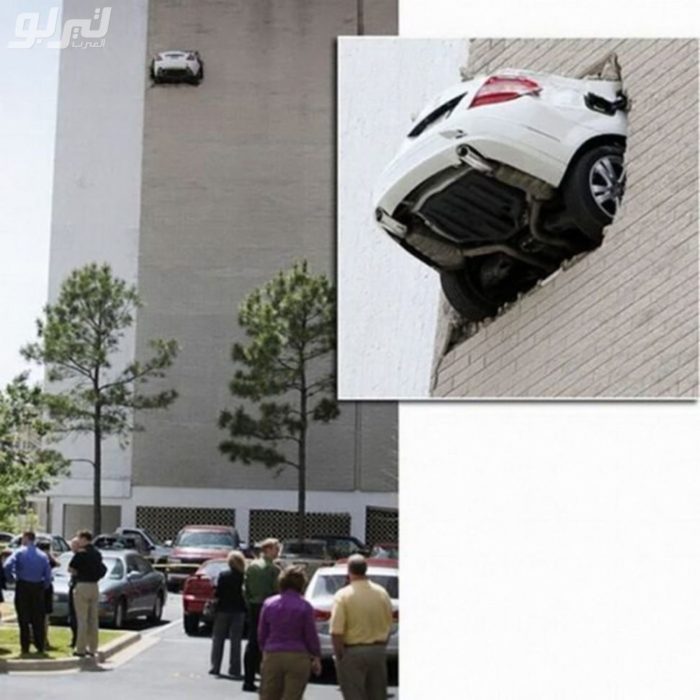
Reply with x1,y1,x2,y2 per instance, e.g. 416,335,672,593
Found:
330,555,393,700
257,566,322,700
68,530,106,657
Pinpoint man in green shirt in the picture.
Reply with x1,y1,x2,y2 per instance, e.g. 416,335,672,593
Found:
243,538,280,692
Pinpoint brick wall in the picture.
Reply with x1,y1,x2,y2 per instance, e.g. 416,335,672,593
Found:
432,39,698,398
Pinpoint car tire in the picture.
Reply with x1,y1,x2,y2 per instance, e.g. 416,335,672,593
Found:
183,613,200,636
563,142,625,241
114,599,127,629
440,269,499,322
147,593,164,624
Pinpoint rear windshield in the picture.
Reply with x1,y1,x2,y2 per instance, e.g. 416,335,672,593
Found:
54,555,123,580
311,574,398,599
175,531,236,549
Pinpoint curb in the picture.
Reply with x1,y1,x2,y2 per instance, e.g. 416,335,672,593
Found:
0,630,141,673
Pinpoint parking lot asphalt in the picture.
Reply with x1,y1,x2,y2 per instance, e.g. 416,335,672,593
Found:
1,593,399,699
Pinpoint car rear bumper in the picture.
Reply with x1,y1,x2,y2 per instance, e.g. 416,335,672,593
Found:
374,103,576,217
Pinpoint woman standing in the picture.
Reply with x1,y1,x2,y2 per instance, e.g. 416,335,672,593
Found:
258,566,322,700
209,550,247,678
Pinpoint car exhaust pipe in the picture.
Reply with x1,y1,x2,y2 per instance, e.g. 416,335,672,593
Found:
456,145,493,174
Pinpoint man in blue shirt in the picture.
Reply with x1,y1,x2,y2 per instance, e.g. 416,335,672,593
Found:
3,531,52,654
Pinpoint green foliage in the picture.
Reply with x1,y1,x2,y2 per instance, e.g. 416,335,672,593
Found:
0,375,69,529
20,263,178,533
219,261,338,476
22,264,178,440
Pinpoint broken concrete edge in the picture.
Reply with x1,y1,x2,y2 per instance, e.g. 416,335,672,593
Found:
0,629,141,673
430,250,591,394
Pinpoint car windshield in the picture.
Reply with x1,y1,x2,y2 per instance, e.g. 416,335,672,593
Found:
282,541,326,558
175,531,235,549
311,573,398,600
54,554,124,580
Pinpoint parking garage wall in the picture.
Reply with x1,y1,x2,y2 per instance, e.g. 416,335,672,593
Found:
432,39,698,398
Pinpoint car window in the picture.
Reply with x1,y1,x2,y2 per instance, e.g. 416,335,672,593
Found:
107,558,124,580
134,556,152,574
125,555,140,574
313,573,398,599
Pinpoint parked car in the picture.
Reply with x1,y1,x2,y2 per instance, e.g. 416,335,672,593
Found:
277,539,335,580
305,562,399,660
151,50,203,84
0,532,15,545
310,534,369,558
374,62,628,320
7,532,70,556
166,525,241,590
50,550,167,628
181,557,229,636
369,542,399,560
114,526,172,567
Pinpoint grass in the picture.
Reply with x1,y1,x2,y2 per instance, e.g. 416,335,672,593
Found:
0,625,123,660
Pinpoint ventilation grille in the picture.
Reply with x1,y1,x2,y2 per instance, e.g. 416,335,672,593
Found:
135,506,236,543
248,510,351,544
365,507,398,546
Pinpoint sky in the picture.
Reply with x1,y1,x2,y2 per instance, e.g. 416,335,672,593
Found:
0,0,61,386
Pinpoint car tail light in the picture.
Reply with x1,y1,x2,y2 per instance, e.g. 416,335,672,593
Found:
392,610,399,622
469,75,541,109
314,609,331,621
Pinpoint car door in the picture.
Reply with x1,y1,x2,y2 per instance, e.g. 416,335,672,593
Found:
124,554,148,613
135,555,160,610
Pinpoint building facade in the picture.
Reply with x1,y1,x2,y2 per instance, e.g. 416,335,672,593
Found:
44,0,399,544
432,39,698,398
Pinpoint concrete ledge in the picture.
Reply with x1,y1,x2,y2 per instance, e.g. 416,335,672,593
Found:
0,630,141,673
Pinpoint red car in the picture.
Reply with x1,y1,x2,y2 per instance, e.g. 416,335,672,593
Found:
166,524,240,591
182,557,230,635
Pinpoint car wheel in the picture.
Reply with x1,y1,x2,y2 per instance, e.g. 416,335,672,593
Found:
147,593,164,624
113,599,127,629
440,253,541,321
183,613,200,636
563,142,625,241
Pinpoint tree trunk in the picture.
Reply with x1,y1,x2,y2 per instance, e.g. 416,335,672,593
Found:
297,367,307,541
93,402,102,536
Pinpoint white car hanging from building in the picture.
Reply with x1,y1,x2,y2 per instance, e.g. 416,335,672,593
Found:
151,50,204,85
374,56,628,321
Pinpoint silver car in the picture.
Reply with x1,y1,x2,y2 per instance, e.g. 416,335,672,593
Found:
51,550,167,628
304,563,399,660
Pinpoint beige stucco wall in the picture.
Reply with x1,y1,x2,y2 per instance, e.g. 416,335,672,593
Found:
132,0,398,490
433,39,698,398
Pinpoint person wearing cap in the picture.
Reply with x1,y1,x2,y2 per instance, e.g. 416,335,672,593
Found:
242,537,280,692
330,554,393,700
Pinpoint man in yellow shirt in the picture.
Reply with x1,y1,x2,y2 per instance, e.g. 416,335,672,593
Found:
330,555,393,700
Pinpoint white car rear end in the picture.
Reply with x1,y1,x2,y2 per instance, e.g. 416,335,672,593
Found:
305,564,399,660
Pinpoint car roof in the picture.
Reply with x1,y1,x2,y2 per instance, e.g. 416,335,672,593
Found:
178,524,235,531
314,564,398,576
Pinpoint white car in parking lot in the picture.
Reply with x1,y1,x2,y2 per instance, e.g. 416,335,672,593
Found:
374,61,628,320
304,562,399,660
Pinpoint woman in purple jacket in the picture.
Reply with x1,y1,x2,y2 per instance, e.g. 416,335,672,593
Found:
258,565,322,700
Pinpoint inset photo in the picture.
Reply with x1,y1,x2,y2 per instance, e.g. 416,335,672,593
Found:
338,38,698,399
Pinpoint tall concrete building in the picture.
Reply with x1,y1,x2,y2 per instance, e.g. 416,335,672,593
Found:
43,0,398,544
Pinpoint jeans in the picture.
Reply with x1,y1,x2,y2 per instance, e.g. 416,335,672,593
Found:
210,610,246,676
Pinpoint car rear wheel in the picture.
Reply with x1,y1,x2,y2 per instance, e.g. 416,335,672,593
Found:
183,613,200,636
563,143,625,241
114,599,127,629
440,255,540,322
147,593,164,624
